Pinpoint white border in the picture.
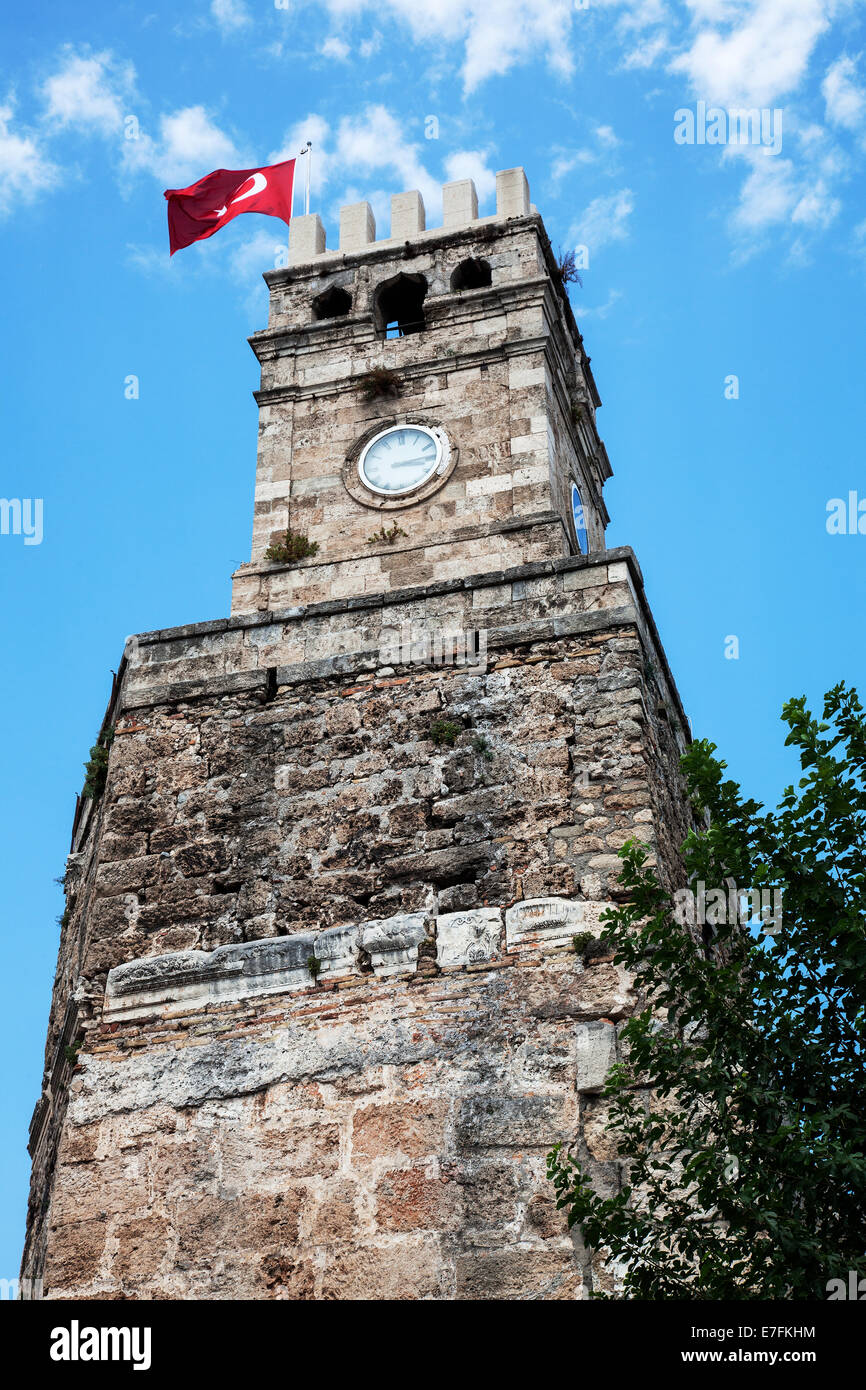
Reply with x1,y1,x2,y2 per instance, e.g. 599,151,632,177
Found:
358,424,448,498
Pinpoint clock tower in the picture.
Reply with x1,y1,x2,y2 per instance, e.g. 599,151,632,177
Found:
23,167,693,1301
231,166,608,614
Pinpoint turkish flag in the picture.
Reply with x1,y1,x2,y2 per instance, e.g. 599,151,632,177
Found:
164,159,296,255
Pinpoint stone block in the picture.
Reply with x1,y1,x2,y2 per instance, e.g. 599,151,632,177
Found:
103,926,359,1020
352,1100,449,1161
436,907,502,967
390,189,425,240
495,167,530,219
288,213,325,263
339,200,375,252
505,896,611,951
443,178,478,227
374,1167,463,1232
456,1248,581,1300
360,912,428,977
574,1019,617,1094
456,1093,570,1148
319,1241,443,1300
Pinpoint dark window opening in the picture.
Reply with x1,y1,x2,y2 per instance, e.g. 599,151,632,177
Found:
312,285,352,320
374,273,427,338
450,257,492,292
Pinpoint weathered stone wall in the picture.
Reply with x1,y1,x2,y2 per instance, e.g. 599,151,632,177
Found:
23,168,694,1300
37,943,634,1300
22,550,692,1300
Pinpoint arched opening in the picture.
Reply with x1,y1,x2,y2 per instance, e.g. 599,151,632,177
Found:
374,273,427,338
312,285,352,320
450,258,492,292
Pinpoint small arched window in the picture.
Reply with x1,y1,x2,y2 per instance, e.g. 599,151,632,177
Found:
450,258,492,292
312,286,352,320
374,273,427,338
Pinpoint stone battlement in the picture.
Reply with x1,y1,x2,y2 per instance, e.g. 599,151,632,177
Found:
288,167,533,266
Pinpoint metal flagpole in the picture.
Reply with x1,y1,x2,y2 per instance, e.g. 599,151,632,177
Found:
301,141,312,216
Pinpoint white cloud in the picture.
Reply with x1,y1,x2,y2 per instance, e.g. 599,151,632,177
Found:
320,36,351,61
42,49,135,135
126,243,181,278
127,226,281,319
551,149,596,183
229,227,286,314
273,107,438,223
573,288,624,319
0,100,59,217
271,107,496,231
730,152,799,232
727,140,840,257
443,149,496,205
791,176,841,228
668,0,830,109
270,113,335,198
570,188,635,252
550,126,623,185
333,105,442,213
316,0,576,91
229,227,284,280
622,33,668,70
822,54,866,131
123,106,241,186
211,0,252,32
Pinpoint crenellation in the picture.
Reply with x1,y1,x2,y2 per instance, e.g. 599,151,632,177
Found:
390,188,426,240
339,199,376,253
287,211,326,265
442,177,478,227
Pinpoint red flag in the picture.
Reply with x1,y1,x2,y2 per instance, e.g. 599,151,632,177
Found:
164,159,296,255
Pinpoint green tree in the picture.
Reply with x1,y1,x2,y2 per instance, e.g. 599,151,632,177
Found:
549,682,866,1299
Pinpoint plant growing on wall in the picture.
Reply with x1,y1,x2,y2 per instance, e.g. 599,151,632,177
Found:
555,248,583,290
264,529,320,565
358,366,403,400
472,734,494,761
430,718,463,747
83,726,114,800
367,523,407,546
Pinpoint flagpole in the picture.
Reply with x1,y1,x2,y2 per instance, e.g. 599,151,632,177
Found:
300,141,312,216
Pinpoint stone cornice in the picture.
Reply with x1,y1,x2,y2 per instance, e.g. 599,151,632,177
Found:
252,333,546,405
115,544,691,751
135,546,640,645
102,897,615,1024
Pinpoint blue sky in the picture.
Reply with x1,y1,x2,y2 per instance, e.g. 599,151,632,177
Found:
2,0,865,1279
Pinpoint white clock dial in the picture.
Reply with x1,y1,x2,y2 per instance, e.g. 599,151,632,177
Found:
358,425,444,496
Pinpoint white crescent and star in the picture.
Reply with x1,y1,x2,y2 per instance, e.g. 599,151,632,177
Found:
210,171,268,221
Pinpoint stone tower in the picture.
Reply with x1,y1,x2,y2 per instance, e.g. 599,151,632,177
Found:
23,167,692,1300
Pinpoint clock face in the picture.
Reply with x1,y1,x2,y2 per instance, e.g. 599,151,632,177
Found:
358,425,444,497
571,482,588,555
